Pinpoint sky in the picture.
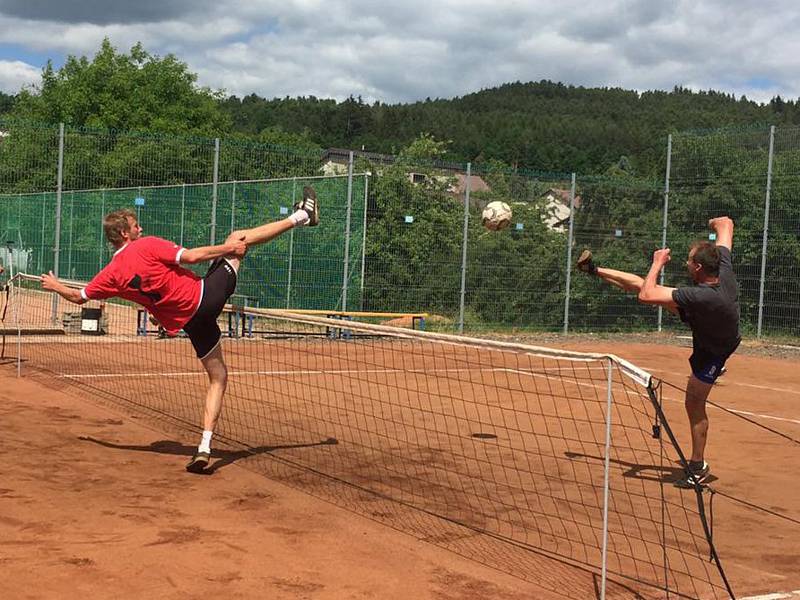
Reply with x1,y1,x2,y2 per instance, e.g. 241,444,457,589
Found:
0,0,798,104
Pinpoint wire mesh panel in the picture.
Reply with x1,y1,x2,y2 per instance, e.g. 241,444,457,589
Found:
569,176,666,331
669,127,772,336
465,166,572,332
360,160,466,324
763,126,800,336
1,117,799,340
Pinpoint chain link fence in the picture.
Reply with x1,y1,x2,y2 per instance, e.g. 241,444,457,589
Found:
0,118,797,340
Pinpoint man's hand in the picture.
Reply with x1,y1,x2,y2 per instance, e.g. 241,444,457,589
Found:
226,237,247,259
708,216,733,230
41,270,60,292
653,248,671,266
707,216,734,250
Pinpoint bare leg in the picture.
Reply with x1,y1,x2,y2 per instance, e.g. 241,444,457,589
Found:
596,267,644,293
199,343,228,433
227,218,295,248
685,375,713,462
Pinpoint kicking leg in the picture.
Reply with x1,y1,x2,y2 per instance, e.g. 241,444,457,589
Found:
596,267,644,294
224,185,319,257
576,250,643,293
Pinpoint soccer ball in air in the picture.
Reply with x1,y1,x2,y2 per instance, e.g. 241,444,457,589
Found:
481,201,513,231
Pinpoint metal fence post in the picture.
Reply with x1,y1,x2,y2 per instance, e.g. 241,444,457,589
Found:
210,138,220,244
458,163,472,334
757,125,776,338
286,178,296,308
51,123,64,322
231,180,237,231
563,173,577,334
342,151,354,311
360,173,370,310
98,190,105,271
658,134,672,332
67,191,74,278
180,183,186,246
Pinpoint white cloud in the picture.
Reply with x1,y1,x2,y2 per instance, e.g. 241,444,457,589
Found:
0,59,40,93
0,0,799,103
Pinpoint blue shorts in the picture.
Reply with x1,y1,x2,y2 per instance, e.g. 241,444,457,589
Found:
689,345,737,384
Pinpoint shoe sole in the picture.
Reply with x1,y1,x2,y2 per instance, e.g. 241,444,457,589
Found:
186,455,210,473
302,186,319,226
576,250,594,272
673,469,710,488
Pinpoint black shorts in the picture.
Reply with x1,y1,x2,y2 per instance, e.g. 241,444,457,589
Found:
183,258,237,359
689,341,739,384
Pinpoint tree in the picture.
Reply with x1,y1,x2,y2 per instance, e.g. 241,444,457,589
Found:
12,38,230,135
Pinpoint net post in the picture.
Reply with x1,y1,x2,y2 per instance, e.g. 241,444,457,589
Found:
757,125,775,339
359,173,370,311
599,357,614,600
657,134,672,332
458,163,472,334
51,122,64,324
342,151,354,311
563,173,577,334
14,280,21,377
210,137,220,244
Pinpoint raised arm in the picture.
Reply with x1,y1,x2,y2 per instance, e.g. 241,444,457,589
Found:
41,271,86,304
709,216,734,251
638,248,678,311
179,239,247,265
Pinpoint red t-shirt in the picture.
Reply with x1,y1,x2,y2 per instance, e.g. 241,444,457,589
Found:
81,236,202,334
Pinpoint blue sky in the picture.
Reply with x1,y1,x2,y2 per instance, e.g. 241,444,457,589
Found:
0,0,798,104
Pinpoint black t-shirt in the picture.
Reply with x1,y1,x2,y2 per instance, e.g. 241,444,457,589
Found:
672,246,741,356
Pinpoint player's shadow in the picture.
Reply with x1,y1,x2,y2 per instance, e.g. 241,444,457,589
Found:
79,435,339,475
563,451,719,486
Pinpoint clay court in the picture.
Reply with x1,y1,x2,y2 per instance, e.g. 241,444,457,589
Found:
2,295,800,599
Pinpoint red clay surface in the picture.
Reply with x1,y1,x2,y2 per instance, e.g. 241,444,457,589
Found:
2,332,800,599
1,372,562,600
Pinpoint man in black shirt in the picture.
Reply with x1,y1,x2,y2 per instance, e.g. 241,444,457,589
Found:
577,217,739,487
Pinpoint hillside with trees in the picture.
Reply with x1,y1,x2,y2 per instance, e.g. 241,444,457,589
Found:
221,83,800,176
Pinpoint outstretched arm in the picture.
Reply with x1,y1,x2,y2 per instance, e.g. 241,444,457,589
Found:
638,248,678,311
41,271,86,305
179,239,247,265
709,216,734,251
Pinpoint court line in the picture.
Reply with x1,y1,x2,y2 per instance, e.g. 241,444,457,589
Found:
741,591,800,600
642,366,800,397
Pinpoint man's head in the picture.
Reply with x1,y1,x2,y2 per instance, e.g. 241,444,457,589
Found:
103,209,142,248
686,241,720,282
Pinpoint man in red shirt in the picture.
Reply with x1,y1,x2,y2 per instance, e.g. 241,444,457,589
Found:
42,186,320,473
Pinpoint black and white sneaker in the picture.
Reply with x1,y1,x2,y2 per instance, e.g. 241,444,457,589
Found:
674,460,710,488
294,185,319,226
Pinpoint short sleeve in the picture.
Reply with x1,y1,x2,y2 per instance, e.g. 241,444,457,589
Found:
82,265,118,300
718,246,733,274
143,236,184,265
672,286,699,309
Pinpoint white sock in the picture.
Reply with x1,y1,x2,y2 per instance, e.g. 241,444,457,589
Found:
288,209,309,226
198,430,213,454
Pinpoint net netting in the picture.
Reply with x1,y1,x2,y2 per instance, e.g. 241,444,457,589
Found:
2,274,734,599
